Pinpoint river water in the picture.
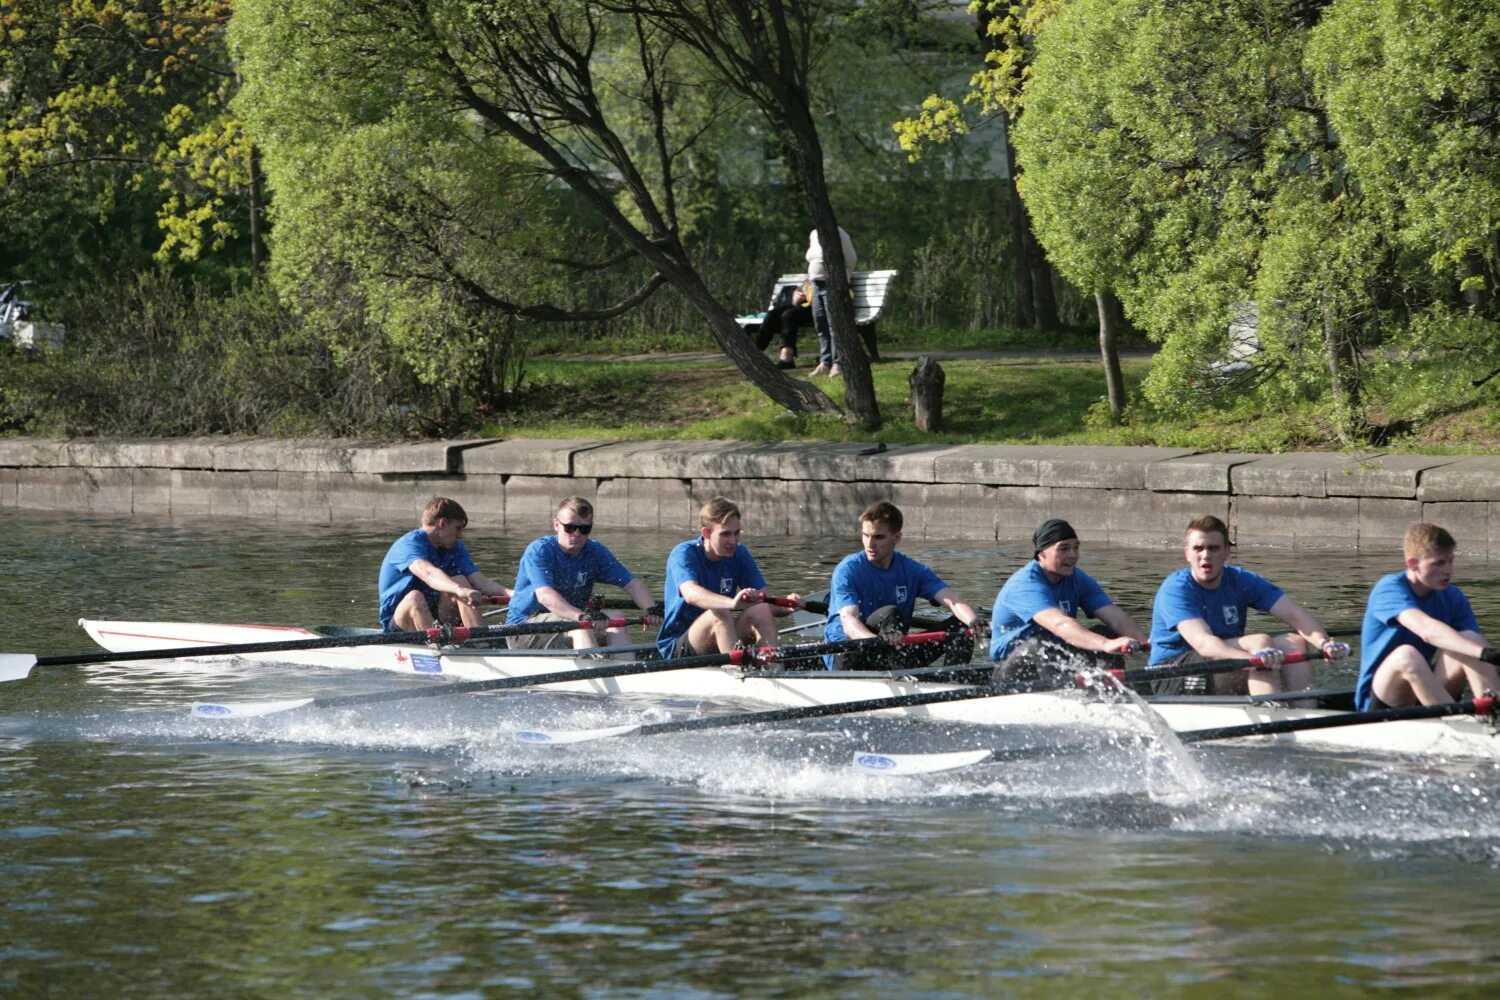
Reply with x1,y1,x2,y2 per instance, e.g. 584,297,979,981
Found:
2,509,1498,997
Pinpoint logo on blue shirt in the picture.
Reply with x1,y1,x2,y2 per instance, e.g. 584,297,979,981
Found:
896,586,908,602
1060,600,1073,615
720,577,734,594
1222,606,1240,627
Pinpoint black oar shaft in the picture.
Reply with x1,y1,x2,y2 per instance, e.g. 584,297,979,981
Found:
1179,696,1496,743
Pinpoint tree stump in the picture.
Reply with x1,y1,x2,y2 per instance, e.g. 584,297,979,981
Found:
908,355,945,432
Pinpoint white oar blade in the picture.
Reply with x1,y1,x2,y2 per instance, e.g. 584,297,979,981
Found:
513,722,645,745
191,698,315,720
852,749,993,776
0,654,37,683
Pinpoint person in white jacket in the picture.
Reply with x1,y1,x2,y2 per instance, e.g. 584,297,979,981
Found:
805,226,856,377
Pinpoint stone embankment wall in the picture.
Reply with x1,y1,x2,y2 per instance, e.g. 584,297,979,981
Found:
2,438,1498,554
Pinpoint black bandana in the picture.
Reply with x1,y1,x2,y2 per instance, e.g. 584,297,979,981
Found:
1032,518,1078,556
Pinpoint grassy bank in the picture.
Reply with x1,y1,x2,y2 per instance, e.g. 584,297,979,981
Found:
487,349,1500,454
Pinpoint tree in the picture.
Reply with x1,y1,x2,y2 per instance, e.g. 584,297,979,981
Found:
893,1,1138,422
1013,0,1377,437
611,0,894,427
1309,0,1500,392
0,0,264,284
232,0,849,422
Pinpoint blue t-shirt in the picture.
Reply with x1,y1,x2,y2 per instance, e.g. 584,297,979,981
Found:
1147,565,1285,665
377,529,480,631
506,536,635,624
822,551,947,667
988,561,1112,660
1356,571,1479,710
657,537,769,657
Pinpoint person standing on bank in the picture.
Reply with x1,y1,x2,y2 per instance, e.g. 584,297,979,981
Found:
806,225,856,379
657,497,804,659
506,496,659,651
989,519,1146,683
824,501,986,670
1356,522,1500,712
1147,515,1348,696
378,496,512,633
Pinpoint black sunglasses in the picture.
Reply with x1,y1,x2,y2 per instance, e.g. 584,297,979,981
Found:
559,522,593,535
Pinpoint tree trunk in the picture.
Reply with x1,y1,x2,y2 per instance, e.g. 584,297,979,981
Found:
1004,149,1035,330
1096,289,1126,423
1323,302,1364,441
248,143,267,280
781,126,881,430
1025,208,1060,332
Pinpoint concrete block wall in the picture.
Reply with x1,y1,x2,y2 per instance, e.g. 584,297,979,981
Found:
1,437,1496,555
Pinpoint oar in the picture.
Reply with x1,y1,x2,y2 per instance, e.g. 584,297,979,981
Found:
1177,695,1498,744
0,616,643,684
514,644,1294,745
188,631,955,720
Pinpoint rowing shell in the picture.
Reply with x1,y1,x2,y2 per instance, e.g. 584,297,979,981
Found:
78,619,1500,759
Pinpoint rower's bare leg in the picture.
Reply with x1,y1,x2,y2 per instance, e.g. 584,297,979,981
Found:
1434,645,1500,700
687,609,738,655
1271,634,1316,705
1371,646,1452,707
736,603,779,648
447,574,484,628
392,589,437,632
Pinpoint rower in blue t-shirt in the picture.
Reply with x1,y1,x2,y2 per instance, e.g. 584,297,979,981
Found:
1145,514,1347,696
657,496,803,659
988,519,1146,686
377,497,512,632
1356,522,1500,711
506,496,658,651
822,501,985,670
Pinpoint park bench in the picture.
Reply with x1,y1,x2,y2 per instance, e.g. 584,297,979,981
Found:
735,269,899,361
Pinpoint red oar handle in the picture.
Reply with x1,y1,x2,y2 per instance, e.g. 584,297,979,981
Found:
764,595,798,608
477,594,510,606
575,616,632,629
900,630,951,645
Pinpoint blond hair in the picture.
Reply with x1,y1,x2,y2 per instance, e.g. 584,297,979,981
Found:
1403,522,1456,560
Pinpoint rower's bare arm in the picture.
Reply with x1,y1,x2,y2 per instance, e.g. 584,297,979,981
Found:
1034,607,1115,653
624,578,654,612
1395,607,1489,659
1095,604,1146,643
1177,617,1252,660
933,588,979,627
467,569,511,600
534,585,582,619
407,558,467,597
1268,595,1330,646
679,579,736,611
840,605,877,641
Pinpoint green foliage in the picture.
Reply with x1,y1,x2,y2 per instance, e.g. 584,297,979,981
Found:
1013,0,1380,431
0,1,255,290
1310,0,1500,299
0,272,423,437
231,0,562,418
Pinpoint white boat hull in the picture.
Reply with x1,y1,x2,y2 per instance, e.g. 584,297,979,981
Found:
78,619,1500,759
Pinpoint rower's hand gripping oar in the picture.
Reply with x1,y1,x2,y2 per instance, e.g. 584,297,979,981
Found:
1,615,643,685
187,631,940,720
